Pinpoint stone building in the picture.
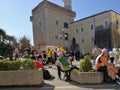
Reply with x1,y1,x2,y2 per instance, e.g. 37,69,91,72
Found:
30,0,76,50
71,10,120,54
30,0,120,54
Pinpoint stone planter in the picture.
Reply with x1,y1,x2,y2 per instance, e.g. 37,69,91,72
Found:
0,69,43,86
71,70,103,84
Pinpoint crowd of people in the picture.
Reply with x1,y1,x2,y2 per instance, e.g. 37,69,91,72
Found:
13,46,79,81
13,45,120,84
13,46,82,65
92,45,120,65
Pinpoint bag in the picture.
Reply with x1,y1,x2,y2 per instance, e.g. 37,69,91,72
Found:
43,69,51,79
104,73,112,83
97,66,112,83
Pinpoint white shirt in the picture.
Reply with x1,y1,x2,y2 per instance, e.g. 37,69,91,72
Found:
109,51,115,58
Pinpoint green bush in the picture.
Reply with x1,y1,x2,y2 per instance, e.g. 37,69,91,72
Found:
0,60,21,71
0,59,36,71
9,60,22,70
22,59,36,70
80,55,92,72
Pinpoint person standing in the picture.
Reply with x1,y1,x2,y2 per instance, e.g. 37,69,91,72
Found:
75,50,80,61
92,45,101,62
14,47,19,59
109,49,115,64
113,45,119,64
46,47,52,68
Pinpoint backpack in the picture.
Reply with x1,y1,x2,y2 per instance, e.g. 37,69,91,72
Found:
58,56,70,71
104,73,112,83
43,69,51,80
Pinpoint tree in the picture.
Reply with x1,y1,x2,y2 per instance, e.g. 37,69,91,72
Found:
0,29,16,59
19,36,31,53
0,28,6,43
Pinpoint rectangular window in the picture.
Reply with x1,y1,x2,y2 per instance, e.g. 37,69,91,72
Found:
116,20,119,29
116,20,119,25
55,35,58,39
82,39,84,43
76,28,79,33
64,22,69,29
103,19,109,29
38,20,41,27
56,20,59,26
91,24,94,30
81,27,84,32
89,23,94,31
80,25,84,32
105,21,108,27
91,37,94,42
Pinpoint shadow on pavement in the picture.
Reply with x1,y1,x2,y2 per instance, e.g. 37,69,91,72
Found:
68,81,120,89
0,83,55,90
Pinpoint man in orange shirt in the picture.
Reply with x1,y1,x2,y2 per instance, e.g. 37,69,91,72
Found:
96,48,120,86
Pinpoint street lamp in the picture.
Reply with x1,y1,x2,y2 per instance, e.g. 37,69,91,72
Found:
59,29,65,39
59,28,66,47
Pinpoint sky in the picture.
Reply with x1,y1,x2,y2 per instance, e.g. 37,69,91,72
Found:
0,0,120,45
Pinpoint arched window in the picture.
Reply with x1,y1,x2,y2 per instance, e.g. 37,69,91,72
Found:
56,20,59,26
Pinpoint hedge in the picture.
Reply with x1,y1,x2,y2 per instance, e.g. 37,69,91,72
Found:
0,59,36,71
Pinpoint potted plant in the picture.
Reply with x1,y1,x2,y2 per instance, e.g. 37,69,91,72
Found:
79,55,92,72
71,55,104,84
0,59,43,86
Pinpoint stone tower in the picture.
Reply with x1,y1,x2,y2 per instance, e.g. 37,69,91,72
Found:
30,0,76,49
62,0,72,10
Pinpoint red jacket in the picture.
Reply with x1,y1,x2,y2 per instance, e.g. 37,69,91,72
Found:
34,61,44,69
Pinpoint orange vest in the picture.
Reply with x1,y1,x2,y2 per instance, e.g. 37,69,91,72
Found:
96,56,109,70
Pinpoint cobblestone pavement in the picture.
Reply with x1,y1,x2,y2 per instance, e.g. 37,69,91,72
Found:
0,61,120,90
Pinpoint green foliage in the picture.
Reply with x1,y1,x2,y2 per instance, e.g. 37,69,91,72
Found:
22,59,36,70
0,60,21,71
80,55,92,72
0,59,36,71
9,60,22,70
73,69,79,72
19,36,31,53
0,43,14,59
0,28,16,59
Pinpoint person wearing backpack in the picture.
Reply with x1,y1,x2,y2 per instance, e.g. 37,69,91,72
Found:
34,60,54,80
